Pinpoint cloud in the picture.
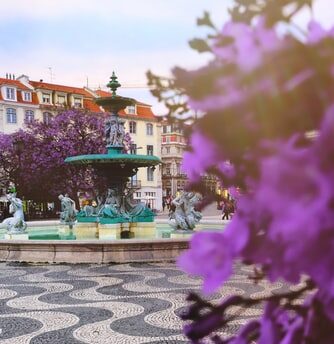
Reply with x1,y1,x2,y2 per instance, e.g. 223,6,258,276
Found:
0,0,230,23
0,0,331,113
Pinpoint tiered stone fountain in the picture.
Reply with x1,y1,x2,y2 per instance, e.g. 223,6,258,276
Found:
65,73,161,239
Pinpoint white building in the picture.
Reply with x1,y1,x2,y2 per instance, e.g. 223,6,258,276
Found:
0,74,163,210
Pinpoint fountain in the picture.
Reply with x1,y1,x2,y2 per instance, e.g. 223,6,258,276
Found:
0,73,213,264
64,72,161,240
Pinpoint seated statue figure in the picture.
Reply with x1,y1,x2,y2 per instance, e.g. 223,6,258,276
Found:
0,193,27,233
98,189,122,218
124,188,154,220
58,194,77,225
184,192,202,229
169,192,202,230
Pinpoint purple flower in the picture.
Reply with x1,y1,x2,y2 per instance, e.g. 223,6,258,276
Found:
178,220,249,294
284,69,314,91
182,130,222,181
307,20,334,44
213,17,281,73
178,232,233,293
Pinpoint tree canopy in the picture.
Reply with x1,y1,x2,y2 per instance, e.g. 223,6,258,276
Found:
0,109,107,202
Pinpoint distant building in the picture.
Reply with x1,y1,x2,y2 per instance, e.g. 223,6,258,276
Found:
161,121,187,197
0,74,162,210
161,120,219,198
0,76,39,133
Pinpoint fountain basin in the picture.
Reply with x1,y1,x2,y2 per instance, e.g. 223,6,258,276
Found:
0,221,226,263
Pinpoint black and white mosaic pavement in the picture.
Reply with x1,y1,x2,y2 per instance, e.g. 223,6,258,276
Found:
0,262,292,343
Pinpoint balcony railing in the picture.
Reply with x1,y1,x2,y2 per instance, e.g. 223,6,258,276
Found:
126,180,142,189
162,172,187,178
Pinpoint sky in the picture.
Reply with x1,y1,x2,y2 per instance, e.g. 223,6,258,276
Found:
0,0,331,114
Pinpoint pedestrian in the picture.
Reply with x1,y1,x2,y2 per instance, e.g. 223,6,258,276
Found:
222,200,231,220
166,197,171,211
162,198,166,212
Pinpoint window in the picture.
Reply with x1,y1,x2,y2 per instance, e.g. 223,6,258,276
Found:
166,147,170,154
146,123,153,135
147,145,154,156
42,93,51,104
129,121,136,134
6,108,17,123
130,143,137,155
74,97,82,107
57,95,66,105
127,105,136,114
6,87,15,100
25,110,34,123
135,192,141,198
165,163,171,175
147,167,154,181
23,92,32,102
43,112,53,125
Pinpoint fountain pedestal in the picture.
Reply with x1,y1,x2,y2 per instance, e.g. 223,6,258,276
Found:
170,230,194,239
4,233,29,240
74,222,98,240
98,223,121,240
130,222,156,239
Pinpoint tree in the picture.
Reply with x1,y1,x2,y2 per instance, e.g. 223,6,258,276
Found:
149,0,334,342
0,109,108,204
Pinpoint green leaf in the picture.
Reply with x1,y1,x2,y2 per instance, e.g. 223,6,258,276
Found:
189,38,211,53
197,11,215,29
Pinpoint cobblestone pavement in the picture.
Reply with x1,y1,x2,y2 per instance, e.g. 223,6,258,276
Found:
0,262,292,343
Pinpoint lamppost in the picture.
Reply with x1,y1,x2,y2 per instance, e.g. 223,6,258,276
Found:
13,138,24,195
171,161,180,197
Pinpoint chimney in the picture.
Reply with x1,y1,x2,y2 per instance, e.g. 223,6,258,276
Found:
40,79,43,82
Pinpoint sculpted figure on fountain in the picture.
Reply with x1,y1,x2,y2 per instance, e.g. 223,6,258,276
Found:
169,192,202,230
0,191,27,233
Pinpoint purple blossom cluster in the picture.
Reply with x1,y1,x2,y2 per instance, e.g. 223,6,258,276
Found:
0,109,107,202
173,9,334,344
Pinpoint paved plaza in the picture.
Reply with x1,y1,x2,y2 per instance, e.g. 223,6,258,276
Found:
0,261,293,343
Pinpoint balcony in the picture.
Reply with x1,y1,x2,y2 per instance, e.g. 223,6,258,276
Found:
162,172,187,179
126,180,142,189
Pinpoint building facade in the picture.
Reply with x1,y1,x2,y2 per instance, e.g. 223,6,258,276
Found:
0,74,163,211
161,120,219,198
161,122,187,197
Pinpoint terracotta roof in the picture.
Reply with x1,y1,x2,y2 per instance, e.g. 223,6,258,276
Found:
95,89,111,98
0,78,31,91
0,78,39,105
83,99,101,112
135,100,152,107
30,80,92,97
17,91,39,105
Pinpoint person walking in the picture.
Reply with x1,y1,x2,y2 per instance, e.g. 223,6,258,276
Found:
221,200,230,220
